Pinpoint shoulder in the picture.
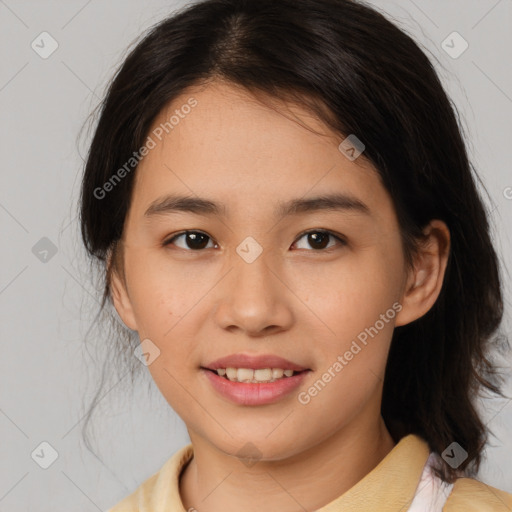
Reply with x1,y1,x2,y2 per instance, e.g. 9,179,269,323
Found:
105,443,194,512
105,470,159,512
443,477,512,511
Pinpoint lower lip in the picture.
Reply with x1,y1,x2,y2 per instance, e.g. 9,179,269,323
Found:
201,369,311,406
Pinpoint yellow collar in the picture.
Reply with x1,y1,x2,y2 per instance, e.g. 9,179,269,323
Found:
154,434,430,512
315,434,430,511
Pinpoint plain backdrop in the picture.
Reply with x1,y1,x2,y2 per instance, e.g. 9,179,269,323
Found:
0,1,511,510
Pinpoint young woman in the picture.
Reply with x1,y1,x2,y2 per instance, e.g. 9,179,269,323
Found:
79,0,512,510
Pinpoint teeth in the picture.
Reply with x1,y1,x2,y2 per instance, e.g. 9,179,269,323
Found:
226,368,237,380
215,367,300,383
272,368,284,378
237,368,254,382
254,368,272,381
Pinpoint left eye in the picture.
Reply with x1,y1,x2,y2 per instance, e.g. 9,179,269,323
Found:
292,230,346,251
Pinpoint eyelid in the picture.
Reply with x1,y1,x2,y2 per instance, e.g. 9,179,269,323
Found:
292,229,347,251
163,229,347,250
294,228,347,245
163,230,215,247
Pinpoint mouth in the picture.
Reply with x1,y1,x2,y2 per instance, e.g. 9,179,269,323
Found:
203,352,310,373
200,367,310,384
200,366,312,406
200,353,312,405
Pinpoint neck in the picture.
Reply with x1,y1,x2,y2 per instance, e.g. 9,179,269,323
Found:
179,416,396,512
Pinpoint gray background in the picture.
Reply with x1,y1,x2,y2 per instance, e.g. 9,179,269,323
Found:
0,0,511,510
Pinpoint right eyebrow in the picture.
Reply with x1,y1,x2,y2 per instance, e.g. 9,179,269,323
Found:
144,195,227,218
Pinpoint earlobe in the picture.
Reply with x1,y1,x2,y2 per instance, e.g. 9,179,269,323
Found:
394,220,450,327
108,252,139,332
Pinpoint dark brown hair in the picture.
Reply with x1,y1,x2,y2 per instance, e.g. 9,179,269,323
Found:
78,0,509,483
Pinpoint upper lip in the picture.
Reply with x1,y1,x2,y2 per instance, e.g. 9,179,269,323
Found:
203,353,310,371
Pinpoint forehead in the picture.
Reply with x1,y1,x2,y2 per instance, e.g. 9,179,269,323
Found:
128,80,393,225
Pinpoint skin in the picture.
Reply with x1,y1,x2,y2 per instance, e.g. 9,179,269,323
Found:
110,79,450,512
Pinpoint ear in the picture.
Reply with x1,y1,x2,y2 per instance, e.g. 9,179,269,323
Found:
394,219,450,327
108,248,139,332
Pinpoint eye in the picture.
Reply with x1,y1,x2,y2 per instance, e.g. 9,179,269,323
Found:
292,230,346,251
163,231,217,250
163,229,346,252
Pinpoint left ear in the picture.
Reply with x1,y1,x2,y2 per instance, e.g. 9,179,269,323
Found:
394,219,451,327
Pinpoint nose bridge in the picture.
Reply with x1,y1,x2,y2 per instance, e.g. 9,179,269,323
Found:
235,247,275,299
214,244,293,335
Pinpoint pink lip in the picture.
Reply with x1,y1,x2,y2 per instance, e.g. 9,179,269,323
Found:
202,368,311,406
203,353,309,371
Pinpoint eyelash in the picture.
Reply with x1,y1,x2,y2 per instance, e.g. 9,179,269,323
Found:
162,229,347,252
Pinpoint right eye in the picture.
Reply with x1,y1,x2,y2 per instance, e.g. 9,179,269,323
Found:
163,231,217,251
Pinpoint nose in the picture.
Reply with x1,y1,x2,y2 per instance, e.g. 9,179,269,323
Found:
213,251,295,337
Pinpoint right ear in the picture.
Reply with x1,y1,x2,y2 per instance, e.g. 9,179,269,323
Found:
108,247,138,332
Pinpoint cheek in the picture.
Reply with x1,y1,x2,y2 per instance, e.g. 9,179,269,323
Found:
125,247,210,335
123,250,202,408
124,248,219,396
296,361,384,443
294,250,402,345
297,280,396,427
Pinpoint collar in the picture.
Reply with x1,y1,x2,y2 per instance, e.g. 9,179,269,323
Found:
157,434,430,512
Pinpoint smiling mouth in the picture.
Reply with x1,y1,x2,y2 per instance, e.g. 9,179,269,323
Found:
201,367,310,384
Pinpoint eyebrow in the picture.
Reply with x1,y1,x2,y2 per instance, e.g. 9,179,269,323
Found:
143,193,371,219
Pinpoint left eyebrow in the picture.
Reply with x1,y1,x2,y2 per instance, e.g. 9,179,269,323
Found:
275,193,371,218
143,192,371,219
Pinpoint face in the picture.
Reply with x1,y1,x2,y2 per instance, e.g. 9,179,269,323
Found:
110,80,432,460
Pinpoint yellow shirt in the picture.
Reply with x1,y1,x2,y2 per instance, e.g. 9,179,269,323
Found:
106,434,512,511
